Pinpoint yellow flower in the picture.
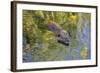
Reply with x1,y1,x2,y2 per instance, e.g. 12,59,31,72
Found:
80,47,88,59
69,15,77,22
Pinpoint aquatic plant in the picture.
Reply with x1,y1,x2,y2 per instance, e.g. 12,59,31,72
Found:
23,10,91,62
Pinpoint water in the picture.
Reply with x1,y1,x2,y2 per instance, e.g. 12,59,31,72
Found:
66,23,91,60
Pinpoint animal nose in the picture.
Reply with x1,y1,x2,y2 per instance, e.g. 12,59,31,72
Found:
57,40,69,46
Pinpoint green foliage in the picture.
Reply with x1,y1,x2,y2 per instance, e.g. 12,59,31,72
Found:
23,10,91,62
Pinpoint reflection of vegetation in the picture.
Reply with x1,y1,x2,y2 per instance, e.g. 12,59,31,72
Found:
23,10,91,62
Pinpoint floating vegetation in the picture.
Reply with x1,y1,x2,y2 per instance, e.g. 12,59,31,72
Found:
22,10,91,62
80,47,88,59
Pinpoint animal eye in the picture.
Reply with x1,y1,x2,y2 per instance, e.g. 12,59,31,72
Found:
57,34,60,37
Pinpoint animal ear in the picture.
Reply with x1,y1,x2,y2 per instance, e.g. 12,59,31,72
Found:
48,21,61,32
